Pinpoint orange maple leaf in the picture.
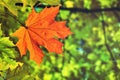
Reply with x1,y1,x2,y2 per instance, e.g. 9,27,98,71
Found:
13,6,72,64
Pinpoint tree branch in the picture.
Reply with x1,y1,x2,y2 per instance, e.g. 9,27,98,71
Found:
60,7,120,13
100,12,119,79
36,5,120,13
15,2,120,13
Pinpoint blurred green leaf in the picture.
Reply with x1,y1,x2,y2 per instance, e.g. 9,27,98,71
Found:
62,66,70,77
0,0,20,16
43,74,52,80
98,0,117,8
0,77,4,80
64,1,74,8
0,37,14,47
87,53,98,60
21,0,38,7
41,0,60,5
100,53,110,62
60,10,70,20
0,24,2,37
83,0,92,9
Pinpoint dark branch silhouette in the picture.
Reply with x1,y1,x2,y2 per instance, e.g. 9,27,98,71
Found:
60,7,120,13
100,12,119,80
15,2,120,13
35,5,120,13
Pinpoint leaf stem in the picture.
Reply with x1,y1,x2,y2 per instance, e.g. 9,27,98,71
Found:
4,7,26,27
8,13,26,27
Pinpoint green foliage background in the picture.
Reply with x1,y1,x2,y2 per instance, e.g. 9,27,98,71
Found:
0,0,120,80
